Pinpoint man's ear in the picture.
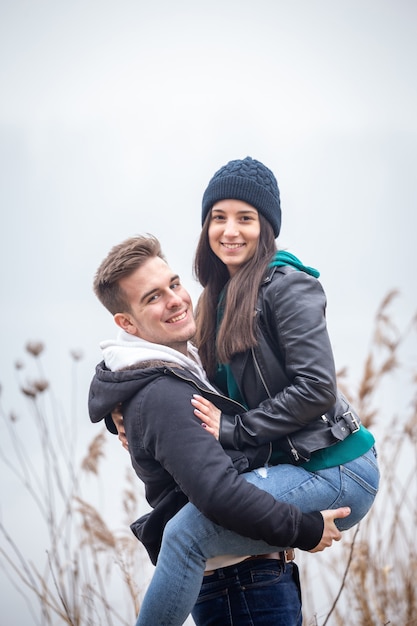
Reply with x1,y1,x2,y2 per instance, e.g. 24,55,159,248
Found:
114,313,139,336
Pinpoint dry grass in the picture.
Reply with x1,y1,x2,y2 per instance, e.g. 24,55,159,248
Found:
0,343,147,625
0,292,416,625
300,291,417,625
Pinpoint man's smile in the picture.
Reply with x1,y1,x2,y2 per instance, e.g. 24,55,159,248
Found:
166,310,188,324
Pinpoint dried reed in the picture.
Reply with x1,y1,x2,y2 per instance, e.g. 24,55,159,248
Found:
0,292,416,625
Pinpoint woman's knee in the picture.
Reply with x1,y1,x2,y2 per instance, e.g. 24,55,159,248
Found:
163,502,213,552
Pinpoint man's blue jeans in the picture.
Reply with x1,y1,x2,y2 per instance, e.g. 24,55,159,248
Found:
136,448,379,626
192,558,302,626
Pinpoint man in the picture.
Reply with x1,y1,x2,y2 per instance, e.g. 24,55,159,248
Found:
88,234,349,626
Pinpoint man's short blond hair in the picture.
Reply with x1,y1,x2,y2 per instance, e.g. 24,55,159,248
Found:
93,234,165,315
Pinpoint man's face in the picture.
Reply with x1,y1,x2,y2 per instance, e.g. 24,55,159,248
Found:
117,256,196,355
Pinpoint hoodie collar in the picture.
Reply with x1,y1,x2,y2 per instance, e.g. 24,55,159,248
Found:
100,329,217,391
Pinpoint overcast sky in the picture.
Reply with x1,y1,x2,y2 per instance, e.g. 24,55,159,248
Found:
1,1,416,624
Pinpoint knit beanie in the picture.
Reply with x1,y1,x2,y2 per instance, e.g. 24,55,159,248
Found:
201,156,281,237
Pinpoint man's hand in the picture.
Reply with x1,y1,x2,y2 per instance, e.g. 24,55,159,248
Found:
111,404,129,452
309,507,351,553
191,394,221,439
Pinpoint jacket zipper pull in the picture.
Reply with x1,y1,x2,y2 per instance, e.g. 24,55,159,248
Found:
290,446,299,462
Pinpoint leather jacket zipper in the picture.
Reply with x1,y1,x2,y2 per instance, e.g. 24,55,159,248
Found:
251,348,273,398
286,435,309,463
251,349,307,464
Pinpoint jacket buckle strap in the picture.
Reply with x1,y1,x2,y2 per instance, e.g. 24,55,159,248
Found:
341,410,360,434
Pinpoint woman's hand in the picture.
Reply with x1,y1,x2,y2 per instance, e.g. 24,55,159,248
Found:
111,403,129,452
191,394,221,440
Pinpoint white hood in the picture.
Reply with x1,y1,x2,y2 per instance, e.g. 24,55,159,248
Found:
100,329,218,391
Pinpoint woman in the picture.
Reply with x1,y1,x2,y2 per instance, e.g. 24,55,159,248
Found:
130,157,379,626
190,156,378,625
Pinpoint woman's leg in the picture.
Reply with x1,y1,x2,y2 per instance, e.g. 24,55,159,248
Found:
135,502,283,626
314,447,379,530
136,448,379,626
243,447,379,531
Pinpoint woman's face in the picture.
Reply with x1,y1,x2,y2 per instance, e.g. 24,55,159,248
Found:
208,200,261,276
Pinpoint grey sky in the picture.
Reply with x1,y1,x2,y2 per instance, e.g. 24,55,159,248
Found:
0,1,416,623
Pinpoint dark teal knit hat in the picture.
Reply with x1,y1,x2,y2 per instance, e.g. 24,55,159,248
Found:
202,156,281,237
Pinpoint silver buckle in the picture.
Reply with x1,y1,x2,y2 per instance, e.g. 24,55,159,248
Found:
283,549,295,562
342,411,360,433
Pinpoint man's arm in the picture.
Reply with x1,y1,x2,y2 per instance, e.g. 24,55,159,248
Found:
309,508,349,552
127,376,349,553
112,402,350,553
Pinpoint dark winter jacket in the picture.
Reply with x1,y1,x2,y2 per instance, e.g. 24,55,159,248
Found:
88,360,324,564
219,265,361,463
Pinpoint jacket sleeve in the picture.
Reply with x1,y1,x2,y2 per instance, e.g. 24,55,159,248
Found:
133,376,324,551
220,270,338,449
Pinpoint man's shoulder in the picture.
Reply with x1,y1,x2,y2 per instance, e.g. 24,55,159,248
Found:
135,364,201,406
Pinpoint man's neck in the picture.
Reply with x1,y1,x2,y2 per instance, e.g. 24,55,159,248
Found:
169,342,189,357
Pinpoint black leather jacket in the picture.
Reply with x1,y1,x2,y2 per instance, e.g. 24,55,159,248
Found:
219,265,361,463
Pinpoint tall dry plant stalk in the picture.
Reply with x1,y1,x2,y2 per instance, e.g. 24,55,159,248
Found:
0,343,148,625
300,291,417,626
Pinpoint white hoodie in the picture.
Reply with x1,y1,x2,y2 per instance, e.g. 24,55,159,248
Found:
101,328,218,391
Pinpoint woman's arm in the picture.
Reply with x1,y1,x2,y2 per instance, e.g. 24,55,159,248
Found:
196,271,338,449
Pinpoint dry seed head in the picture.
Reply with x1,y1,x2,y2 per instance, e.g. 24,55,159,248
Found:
376,289,399,315
75,497,116,549
25,341,45,357
33,379,49,393
70,349,83,361
81,431,106,475
379,354,398,376
21,385,37,398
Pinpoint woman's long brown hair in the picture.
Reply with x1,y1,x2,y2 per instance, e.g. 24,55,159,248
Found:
193,213,277,379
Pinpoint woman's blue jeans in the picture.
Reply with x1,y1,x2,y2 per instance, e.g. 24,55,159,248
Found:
135,448,379,626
